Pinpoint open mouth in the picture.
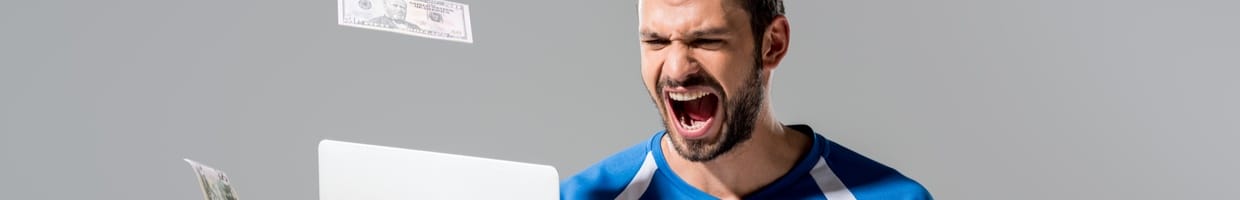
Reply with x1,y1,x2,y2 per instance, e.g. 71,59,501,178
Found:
665,89,721,139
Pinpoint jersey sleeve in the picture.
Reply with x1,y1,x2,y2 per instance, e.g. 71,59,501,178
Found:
560,143,651,200
825,140,934,200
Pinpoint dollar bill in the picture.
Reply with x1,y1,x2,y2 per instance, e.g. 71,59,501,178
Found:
184,159,240,200
338,0,473,43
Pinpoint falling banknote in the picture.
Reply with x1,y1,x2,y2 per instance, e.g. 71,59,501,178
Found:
338,0,473,43
184,159,240,200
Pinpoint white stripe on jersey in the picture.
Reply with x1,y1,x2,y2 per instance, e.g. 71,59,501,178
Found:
615,152,657,200
811,157,858,200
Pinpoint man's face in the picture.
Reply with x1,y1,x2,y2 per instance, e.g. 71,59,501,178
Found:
385,0,407,20
639,0,766,162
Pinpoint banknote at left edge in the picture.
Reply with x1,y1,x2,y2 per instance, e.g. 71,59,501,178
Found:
338,0,474,43
184,159,241,200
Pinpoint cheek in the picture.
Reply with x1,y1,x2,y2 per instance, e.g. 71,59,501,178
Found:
699,53,754,98
640,54,662,97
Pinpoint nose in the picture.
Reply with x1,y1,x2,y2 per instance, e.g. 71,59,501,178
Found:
662,43,699,84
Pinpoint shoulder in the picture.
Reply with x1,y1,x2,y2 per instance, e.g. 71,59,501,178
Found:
820,136,933,200
560,134,657,200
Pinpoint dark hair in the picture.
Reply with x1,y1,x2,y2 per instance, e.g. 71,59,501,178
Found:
734,0,784,66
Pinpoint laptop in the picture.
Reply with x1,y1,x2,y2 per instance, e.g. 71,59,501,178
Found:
318,139,560,200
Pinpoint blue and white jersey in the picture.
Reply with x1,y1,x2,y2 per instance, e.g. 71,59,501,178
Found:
561,125,931,200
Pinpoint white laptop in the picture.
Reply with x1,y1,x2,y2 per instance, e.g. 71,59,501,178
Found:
318,140,560,200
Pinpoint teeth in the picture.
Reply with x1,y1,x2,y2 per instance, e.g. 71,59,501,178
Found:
682,119,707,130
668,91,710,101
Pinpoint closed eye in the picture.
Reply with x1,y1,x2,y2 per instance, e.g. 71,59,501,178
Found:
690,39,725,50
643,39,671,49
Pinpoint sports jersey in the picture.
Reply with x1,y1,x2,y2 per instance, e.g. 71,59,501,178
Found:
561,125,932,200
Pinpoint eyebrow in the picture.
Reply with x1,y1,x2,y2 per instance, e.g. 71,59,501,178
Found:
689,27,732,37
639,30,663,39
639,27,733,39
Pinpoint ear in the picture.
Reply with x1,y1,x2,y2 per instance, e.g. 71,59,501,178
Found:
760,16,790,70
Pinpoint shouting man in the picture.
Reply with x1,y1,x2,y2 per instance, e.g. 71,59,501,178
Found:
560,0,933,199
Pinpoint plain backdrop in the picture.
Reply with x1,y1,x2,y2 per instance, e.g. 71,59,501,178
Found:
2,0,1237,199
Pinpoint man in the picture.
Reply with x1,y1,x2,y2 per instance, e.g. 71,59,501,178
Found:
560,0,932,199
367,0,419,31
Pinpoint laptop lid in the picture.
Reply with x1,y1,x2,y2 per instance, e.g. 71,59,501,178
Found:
318,140,559,200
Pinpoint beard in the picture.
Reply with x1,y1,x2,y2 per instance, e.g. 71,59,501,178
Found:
658,64,765,162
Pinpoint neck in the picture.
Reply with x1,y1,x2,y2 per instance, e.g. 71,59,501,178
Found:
660,108,813,199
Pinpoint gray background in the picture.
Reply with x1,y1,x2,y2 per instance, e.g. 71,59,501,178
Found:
1,0,1237,199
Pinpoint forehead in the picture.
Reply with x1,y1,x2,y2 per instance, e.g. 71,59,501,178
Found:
638,0,746,36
